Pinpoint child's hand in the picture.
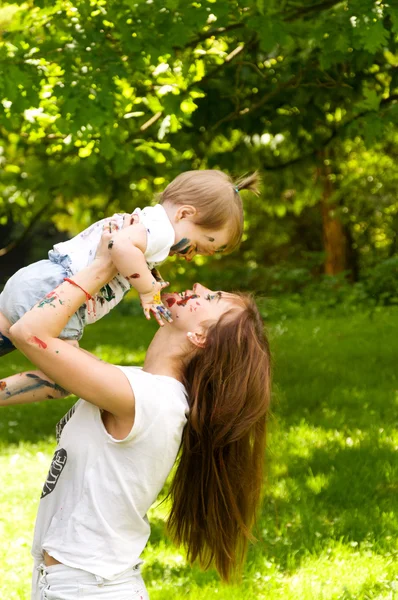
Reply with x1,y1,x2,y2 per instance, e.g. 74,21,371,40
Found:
140,281,173,326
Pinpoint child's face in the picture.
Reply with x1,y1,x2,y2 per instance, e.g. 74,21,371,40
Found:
170,219,230,262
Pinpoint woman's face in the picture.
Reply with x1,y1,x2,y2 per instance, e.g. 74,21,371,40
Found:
162,283,239,332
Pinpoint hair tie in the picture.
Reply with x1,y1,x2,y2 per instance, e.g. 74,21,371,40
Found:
234,187,239,193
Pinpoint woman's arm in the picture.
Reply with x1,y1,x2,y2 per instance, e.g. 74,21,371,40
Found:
8,247,136,418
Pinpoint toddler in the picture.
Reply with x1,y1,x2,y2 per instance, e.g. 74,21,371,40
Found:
0,170,258,405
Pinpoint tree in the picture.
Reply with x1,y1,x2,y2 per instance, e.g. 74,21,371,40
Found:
0,0,397,282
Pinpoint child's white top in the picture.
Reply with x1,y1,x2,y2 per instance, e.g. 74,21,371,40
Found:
51,204,175,324
31,367,189,581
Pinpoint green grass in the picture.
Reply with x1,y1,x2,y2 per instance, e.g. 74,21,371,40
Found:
1,308,397,599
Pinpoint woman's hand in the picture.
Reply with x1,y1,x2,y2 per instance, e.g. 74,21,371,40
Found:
93,220,119,280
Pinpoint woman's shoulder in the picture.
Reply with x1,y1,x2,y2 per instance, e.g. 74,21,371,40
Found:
116,366,187,406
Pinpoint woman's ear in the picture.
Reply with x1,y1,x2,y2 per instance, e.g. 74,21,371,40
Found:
175,205,197,221
187,329,206,348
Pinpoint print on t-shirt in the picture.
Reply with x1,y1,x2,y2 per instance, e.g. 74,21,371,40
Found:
56,403,78,443
41,448,67,499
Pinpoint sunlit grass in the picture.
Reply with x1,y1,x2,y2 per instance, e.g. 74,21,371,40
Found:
1,307,397,598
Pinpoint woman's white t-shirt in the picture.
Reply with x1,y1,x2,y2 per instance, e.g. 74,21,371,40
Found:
31,367,189,581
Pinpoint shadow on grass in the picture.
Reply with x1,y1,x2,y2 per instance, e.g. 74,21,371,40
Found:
249,436,398,572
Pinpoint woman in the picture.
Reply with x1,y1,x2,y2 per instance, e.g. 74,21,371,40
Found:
8,226,271,600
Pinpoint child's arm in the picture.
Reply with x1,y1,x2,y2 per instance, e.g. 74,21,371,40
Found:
107,223,172,326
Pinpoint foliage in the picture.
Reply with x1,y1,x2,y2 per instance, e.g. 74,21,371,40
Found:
1,308,397,598
363,255,398,305
0,0,398,283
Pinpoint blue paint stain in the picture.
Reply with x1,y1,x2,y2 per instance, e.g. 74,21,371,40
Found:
17,373,67,395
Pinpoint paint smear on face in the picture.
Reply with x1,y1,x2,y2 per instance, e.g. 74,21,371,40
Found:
166,297,176,307
176,294,199,306
29,336,48,349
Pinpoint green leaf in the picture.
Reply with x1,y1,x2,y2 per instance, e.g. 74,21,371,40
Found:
248,15,286,53
100,136,117,160
359,19,390,53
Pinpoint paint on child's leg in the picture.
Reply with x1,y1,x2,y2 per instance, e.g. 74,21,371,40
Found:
0,332,15,357
0,373,67,401
0,380,11,396
25,373,67,395
38,292,64,309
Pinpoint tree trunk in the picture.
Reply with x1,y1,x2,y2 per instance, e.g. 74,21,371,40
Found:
319,160,348,276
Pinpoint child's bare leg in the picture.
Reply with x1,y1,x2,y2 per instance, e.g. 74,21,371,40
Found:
0,311,15,357
0,340,79,406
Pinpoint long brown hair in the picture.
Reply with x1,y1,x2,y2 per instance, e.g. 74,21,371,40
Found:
159,170,260,252
167,293,271,581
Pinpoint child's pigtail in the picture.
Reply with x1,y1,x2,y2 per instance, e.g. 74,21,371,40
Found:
234,172,261,196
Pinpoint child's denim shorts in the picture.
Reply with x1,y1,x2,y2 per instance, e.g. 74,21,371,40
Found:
0,254,85,341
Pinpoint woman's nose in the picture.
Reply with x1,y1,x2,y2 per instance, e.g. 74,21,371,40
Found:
193,283,209,295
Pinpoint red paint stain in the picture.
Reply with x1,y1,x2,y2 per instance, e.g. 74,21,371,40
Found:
0,381,6,390
177,294,198,306
196,302,200,305
29,336,47,349
129,273,140,279
166,297,176,307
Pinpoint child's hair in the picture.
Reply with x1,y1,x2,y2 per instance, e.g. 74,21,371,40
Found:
158,170,260,253
167,293,271,581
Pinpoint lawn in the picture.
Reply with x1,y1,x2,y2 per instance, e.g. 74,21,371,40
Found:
1,307,397,599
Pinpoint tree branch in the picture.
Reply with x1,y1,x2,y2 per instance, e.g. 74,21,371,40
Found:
0,197,55,257
176,23,245,51
260,94,398,171
284,0,345,22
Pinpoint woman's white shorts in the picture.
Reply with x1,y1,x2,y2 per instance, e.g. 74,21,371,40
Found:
34,562,149,600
